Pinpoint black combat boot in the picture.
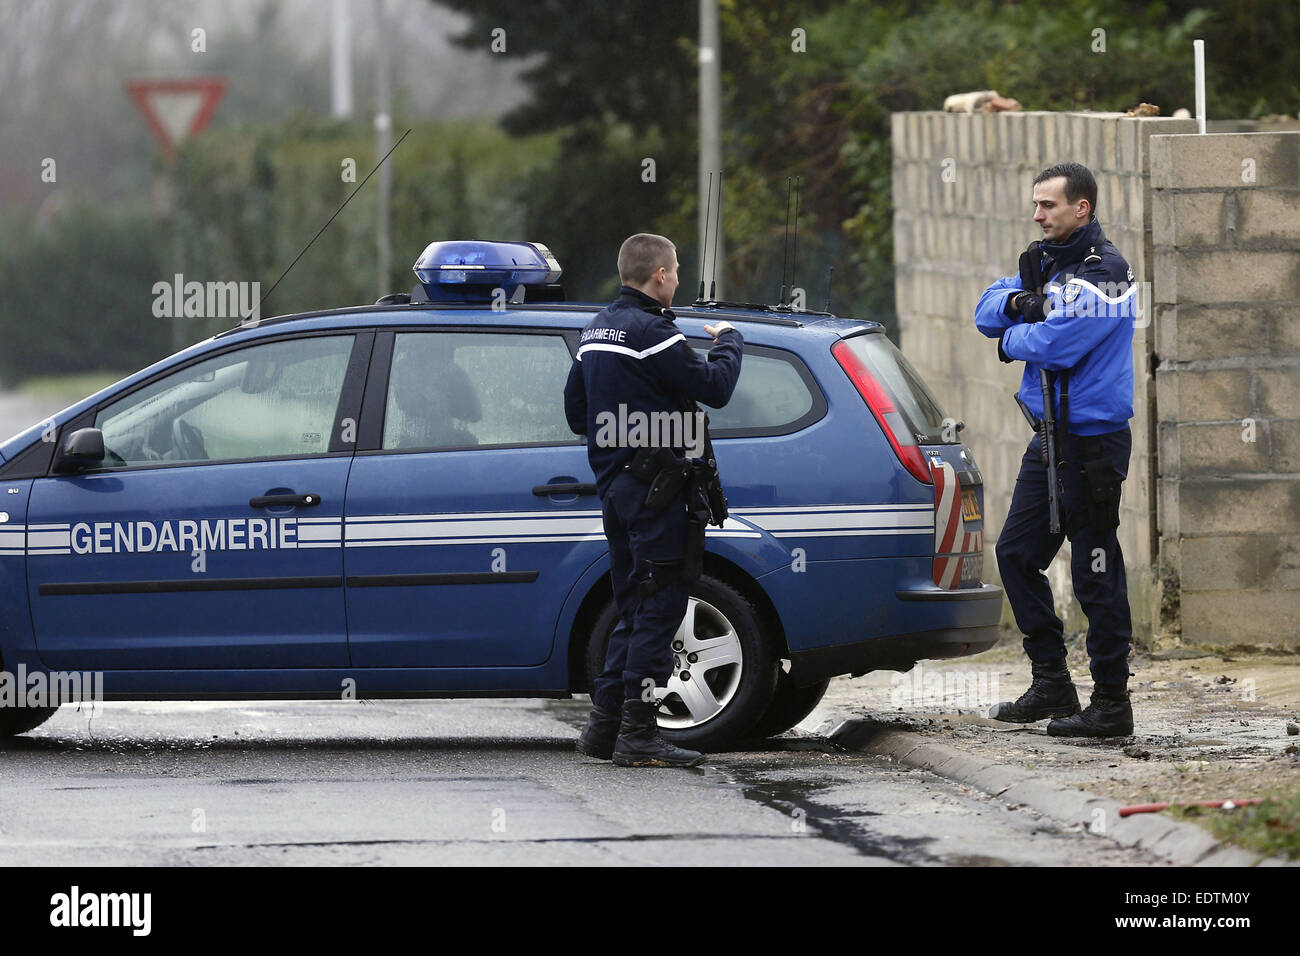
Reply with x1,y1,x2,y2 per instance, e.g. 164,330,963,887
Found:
611,699,705,768
988,657,1081,723
575,703,621,759
1047,683,1133,737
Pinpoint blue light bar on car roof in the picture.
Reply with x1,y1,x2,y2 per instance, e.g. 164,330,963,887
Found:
413,240,562,302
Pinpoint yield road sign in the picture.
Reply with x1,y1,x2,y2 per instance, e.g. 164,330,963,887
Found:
126,77,227,158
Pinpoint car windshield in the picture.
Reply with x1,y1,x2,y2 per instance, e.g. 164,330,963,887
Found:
842,333,952,442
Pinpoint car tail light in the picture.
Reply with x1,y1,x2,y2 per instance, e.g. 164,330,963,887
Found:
832,340,932,485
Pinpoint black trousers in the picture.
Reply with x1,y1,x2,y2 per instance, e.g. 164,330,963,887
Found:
994,426,1133,686
592,471,689,712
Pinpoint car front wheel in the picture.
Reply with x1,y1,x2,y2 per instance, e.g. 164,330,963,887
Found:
586,574,779,751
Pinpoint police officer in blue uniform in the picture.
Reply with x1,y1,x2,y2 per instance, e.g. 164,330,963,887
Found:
564,233,743,766
974,163,1137,737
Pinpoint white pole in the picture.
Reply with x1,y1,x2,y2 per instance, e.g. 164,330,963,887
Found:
698,0,722,299
375,0,392,297
331,0,353,119
1193,39,1206,134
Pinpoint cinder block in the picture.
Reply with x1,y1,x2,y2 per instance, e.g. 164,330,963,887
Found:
1157,420,1181,477
1152,131,1300,189
1152,189,1175,245
1086,116,1107,172
1150,134,1176,189
1180,478,1300,535
1153,303,1176,360
1258,366,1300,418
1155,365,1180,421
1153,248,1177,303
1174,305,1280,362
1236,189,1300,245
956,114,971,162
1158,479,1180,537
1128,174,1145,229
891,113,906,159
1174,250,1300,304
1177,366,1255,420
906,113,921,162
1179,420,1272,476
1020,114,1038,171
1140,120,1200,176
941,111,958,163
1280,308,1300,355
1274,420,1300,473
1068,114,1087,164
1180,534,1258,589
1171,192,1226,246
1118,118,1138,171
1181,589,1300,647
971,115,986,165
1101,118,1118,173
907,162,923,213
1257,534,1300,590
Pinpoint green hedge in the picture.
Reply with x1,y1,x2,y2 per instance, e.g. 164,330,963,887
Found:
0,119,559,386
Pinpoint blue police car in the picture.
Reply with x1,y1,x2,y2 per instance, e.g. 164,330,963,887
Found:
0,241,1001,748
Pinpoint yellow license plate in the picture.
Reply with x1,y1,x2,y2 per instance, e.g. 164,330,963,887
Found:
961,490,982,522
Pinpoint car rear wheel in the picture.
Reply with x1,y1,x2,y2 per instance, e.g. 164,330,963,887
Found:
0,705,58,738
585,573,779,751
750,673,830,739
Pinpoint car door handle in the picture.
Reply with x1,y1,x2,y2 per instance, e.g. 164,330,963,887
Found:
250,493,322,508
532,482,597,497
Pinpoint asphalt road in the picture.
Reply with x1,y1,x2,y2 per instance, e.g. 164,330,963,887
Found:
0,698,1161,866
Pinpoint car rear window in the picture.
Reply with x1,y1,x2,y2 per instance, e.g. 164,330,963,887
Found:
691,344,822,435
840,333,952,442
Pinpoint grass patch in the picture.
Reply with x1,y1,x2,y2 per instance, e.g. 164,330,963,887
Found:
19,371,128,401
1169,792,1300,860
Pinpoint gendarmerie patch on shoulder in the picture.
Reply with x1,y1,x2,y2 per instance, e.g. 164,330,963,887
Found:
1062,282,1083,304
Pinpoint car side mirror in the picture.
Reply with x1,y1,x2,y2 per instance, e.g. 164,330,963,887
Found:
52,427,105,473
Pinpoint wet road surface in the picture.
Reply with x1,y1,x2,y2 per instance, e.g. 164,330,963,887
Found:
0,698,1163,865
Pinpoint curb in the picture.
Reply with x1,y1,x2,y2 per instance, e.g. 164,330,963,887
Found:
826,717,1284,867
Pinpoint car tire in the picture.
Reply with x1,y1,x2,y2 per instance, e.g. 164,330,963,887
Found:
585,573,779,751
749,673,830,739
0,705,58,738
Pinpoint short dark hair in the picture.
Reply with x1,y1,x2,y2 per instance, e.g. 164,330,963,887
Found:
617,233,676,286
1034,162,1098,218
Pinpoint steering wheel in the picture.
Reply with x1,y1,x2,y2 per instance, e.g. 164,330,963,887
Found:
172,418,207,460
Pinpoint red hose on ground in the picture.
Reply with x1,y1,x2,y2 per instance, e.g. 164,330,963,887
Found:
1117,798,1264,817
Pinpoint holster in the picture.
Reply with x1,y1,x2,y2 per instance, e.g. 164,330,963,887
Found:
1080,436,1121,536
643,458,690,511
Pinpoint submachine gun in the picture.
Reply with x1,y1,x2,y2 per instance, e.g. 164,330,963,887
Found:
1015,241,1067,535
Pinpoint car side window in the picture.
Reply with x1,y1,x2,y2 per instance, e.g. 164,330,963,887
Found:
94,335,355,467
382,331,574,451
693,346,817,432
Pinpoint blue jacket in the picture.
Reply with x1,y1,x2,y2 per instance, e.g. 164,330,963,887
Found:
974,219,1135,435
563,287,743,497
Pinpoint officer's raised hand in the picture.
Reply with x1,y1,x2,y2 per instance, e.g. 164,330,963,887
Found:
703,321,736,342
1009,292,1049,323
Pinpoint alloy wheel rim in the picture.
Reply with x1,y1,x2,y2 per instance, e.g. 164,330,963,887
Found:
654,597,744,730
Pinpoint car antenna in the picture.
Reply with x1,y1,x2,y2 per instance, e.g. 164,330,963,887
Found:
697,171,714,303
778,176,793,306
785,178,795,308
708,173,724,301
257,127,413,318
824,264,835,314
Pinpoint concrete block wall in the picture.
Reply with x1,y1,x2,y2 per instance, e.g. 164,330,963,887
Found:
891,111,1195,643
1151,131,1300,649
